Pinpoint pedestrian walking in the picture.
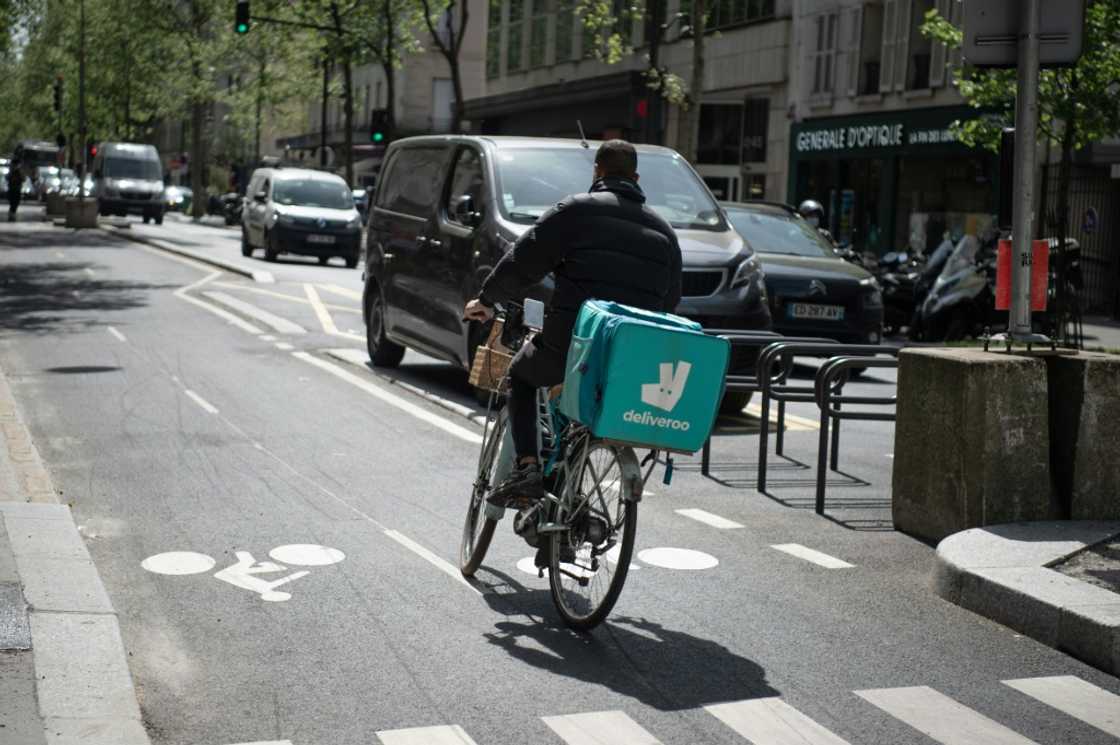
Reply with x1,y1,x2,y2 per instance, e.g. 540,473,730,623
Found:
6,159,24,222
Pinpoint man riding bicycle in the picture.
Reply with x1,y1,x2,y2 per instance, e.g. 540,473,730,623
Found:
463,139,682,507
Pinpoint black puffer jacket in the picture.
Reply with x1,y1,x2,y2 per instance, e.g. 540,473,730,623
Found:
479,177,682,352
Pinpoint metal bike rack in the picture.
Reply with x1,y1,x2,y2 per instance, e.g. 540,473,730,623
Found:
756,342,896,492
698,329,783,476
813,356,899,514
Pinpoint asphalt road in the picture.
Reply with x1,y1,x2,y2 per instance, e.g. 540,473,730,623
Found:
1,215,1117,745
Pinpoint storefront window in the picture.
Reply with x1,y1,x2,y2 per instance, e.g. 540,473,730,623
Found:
743,98,769,163
698,105,741,165
896,155,994,254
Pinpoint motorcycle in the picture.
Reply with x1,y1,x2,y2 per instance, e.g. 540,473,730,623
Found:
909,233,1001,342
220,192,243,226
876,251,925,336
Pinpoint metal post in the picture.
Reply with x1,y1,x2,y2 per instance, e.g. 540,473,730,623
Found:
1008,0,1045,341
78,0,87,199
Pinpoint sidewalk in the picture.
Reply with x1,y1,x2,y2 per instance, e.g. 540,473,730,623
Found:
935,521,1120,676
1083,315,1120,352
0,215,150,743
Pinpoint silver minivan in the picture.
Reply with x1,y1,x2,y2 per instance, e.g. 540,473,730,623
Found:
92,142,165,224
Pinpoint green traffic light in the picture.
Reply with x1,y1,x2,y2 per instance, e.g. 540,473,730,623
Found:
236,22,249,33
372,132,384,143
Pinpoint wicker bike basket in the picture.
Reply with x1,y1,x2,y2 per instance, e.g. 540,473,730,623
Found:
468,320,513,393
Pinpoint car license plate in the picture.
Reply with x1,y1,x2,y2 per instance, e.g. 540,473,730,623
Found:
307,234,335,245
787,302,845,321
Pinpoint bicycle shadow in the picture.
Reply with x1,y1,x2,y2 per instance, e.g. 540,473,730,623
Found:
478,571,778,711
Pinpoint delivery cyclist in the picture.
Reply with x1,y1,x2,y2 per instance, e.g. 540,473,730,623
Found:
463,140,682,506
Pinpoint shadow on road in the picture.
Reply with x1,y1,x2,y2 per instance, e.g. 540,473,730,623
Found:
478,570,778,711
0,261,177,335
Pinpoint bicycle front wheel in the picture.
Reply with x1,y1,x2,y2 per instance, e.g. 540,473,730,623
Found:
548,441,639,630
459,407,505,576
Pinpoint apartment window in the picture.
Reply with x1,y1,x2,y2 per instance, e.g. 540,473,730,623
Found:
487,0,502,79
907,0,934,89
701,0,775,30
859,3,884,95
581,9,598,59
555,0,575,61
508,0,525,71
811,12,838,96
698,105,741,165
529,0,549,67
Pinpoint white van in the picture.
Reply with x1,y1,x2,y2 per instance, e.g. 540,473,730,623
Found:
92,142,165,224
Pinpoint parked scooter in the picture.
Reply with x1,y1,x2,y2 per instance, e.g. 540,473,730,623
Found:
876,251,924,336
909,233,1000,342
220,192,243,226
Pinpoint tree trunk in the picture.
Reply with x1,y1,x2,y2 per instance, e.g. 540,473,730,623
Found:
189,58,206,219
342,55,354,184
254,54,264,165
383,0,397,130
681,0,706,161
449,53,465,133
320,54,330,168
644,0,665,144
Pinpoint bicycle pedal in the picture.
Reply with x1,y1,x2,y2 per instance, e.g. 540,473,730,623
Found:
537,522,566,534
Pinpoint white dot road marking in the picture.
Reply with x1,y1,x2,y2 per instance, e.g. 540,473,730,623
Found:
269,544,345,566
260,334,277,342
675,508,744,529
706,698,854,745
184,389,219,415
106,326,127,343
275,342,293,351
377,725,479,745
771,543,855,569
856,686,1042,745
203,291,307,335
1003,676,1120,738
637,547,718,570
543,710,662,745
383,529,480,595
141,551,216,575
293,352,482,444
517,545,639,578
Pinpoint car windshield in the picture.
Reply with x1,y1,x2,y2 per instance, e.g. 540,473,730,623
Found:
105,158,162,180
494,147,724,231
724,208,836,258
272,179,352,209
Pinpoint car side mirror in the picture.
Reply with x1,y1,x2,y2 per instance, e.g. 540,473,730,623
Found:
254,190,267,203
452,195,480,227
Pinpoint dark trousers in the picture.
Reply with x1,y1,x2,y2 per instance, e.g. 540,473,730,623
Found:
508,337,565,460
7,193,20,219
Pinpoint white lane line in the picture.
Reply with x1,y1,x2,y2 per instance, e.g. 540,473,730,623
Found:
706,698,853,745
377,725,478,745
174,272,264,335
54,251,65,258
319,283,363,301
227,741,293,745
106,326,127,343
676,508,743,529
771,543,855,569
184,389,219,415
543,710,662,744
383,530,480,595
1003,676,1120,738
83,267,95,277
203,291,306,335
305,283,364,341
260,334,277,342
856,686,1041,745
294,352,482,444
275,342,293,351
211,281,360,313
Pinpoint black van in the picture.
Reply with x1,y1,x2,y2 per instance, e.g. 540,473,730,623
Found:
363,136,771,409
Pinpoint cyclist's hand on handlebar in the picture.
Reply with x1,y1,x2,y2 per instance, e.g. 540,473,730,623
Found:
463,298,494,323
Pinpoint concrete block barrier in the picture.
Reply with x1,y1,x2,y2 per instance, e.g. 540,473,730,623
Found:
893,348,1060,543
1047,351,1120,520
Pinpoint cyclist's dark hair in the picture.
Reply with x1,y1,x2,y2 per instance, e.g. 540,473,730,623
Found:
595,139,638,179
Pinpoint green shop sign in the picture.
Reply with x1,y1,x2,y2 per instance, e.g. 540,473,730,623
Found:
792,107,980,156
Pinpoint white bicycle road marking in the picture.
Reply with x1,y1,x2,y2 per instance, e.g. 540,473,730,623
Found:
141,544,345,602
771,543,855,569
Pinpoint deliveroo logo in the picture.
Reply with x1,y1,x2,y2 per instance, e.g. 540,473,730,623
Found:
640,362,692,412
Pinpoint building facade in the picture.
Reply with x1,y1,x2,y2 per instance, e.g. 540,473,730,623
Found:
787,0,1001,258
466,0,793,202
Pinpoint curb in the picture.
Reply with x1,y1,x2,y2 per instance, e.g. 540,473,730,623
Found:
100,224,275,283
934,521,1120,675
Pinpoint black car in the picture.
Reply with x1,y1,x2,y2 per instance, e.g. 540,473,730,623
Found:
363,136,771,409
721,201,883,344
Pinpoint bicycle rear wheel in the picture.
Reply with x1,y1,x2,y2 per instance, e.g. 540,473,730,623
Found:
548,441,639,630
459,407,505,576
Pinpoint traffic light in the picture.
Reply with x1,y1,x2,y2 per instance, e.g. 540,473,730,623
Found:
87,141,98,161
235,0,250,34
53,77,63,113
369,109,392,144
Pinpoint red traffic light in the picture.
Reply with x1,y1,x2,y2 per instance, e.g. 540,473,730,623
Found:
636,99,649,118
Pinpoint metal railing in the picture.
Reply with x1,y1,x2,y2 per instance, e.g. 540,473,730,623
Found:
813,356,899,514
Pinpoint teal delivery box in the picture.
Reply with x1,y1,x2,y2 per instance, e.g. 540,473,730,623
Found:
559,300,730,453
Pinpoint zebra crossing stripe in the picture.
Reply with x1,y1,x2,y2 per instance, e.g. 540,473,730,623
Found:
706,698,853,745
1003,675,1120,738
856,686,1041,745
376,724,479,745
543,710,662,744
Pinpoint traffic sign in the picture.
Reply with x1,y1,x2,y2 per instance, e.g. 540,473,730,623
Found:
963,0,1085,68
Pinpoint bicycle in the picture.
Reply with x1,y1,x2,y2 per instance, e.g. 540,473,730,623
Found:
459,301,657,630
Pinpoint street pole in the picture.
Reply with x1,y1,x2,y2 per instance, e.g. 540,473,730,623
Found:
1008,0,1044,341
78,0,87,199
320,52,330,168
